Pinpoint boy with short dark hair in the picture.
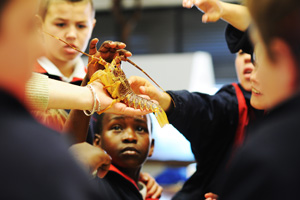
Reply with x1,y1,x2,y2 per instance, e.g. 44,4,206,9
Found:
91,113,159,200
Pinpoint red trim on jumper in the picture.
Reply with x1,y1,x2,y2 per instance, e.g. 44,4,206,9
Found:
109,165,160,200
34,62,47,74
232,83,249,149
109,165,139,190
71,77,84,82
33,62,86,83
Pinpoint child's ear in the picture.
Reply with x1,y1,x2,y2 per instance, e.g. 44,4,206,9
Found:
148,139,155,157
93,133,101,147
92,19,97,29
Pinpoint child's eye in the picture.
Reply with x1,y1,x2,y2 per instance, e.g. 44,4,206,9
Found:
56,23,66,28
136,126,147,133
111,125,122,132
77,24,87,29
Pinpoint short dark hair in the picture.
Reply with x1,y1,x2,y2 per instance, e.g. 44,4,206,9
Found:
39,0,95,20
0,0,9,20
246,0,300,66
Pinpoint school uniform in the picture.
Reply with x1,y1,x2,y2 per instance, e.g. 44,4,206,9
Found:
219,92,300,199
0,89,106,200
168,84,264,200
94,165,159,200
34,57,87,86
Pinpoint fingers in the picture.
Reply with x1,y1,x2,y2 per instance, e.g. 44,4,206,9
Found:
106,102,152,116
89,38,99,55
97,163,111,178
150,185,163,199
182,0,194,8
99,41,126,53
117,49,132,60
204,192,219,200
202,12,221,23
95,150,111,178
140,172,163,199
146,179,163,199
128,76,150,93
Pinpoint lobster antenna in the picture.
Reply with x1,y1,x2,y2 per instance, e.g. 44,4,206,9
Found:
43,31,93,58
126,58,176,107
125,58,166,93
43,31,175,105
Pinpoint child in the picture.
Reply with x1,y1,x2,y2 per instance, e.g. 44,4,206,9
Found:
33,0,132,131
218,0,300,198
129,50,264,200
36,0,96,85
91,113,159,200
0,0,108,199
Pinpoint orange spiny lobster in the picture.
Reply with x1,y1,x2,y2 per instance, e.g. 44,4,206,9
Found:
44,32,169,127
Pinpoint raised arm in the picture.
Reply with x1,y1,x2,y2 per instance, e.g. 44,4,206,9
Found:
182,0,251,31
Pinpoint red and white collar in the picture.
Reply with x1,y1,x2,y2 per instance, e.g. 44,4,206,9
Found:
37,57,86,83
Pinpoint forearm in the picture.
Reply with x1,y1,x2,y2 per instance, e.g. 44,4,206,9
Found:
63,77,92,143
220,2,251,31
48,78,93,110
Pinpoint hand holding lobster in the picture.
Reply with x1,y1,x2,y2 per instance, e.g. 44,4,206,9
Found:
129,76,174,113
86,39,132,80
86,39,152,116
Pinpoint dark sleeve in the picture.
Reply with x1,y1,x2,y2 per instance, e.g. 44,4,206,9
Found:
167,85,238,142
1,120,106,200
225,24,253,55
166,85,239,158
218,144,274,200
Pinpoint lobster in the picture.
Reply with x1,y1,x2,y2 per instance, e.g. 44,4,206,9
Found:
44,32,169,128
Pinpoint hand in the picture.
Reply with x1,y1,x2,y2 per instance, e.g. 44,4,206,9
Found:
69,142,111,178
89,80,152,116
182,0,223,23
140,172,163,199
204,192,219,200
86,39,132,80
128,76,172,112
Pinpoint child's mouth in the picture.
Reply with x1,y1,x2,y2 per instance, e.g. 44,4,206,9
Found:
121,147,139,155
64,44,78,54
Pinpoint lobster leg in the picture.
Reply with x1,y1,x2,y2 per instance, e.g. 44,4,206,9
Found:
97,99,121,115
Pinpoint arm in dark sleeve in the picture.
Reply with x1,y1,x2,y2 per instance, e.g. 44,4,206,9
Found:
166,85,239,145
225,24,253,55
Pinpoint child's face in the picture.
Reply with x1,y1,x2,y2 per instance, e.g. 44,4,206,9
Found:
96,114,154,169
0,0,43,87
235,50,254,92
250,27,293,110
42,0,95,63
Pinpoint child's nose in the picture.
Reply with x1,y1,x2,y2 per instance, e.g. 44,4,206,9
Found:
122,128,137,143
65,26,77,41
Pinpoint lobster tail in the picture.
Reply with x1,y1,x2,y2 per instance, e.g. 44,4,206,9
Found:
153,106,169,128
124,93,169,128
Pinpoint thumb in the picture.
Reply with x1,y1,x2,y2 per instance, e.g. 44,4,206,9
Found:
89,38,99,55
202,12,220,23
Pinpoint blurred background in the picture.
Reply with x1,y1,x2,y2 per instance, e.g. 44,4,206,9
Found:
88,0,242,199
